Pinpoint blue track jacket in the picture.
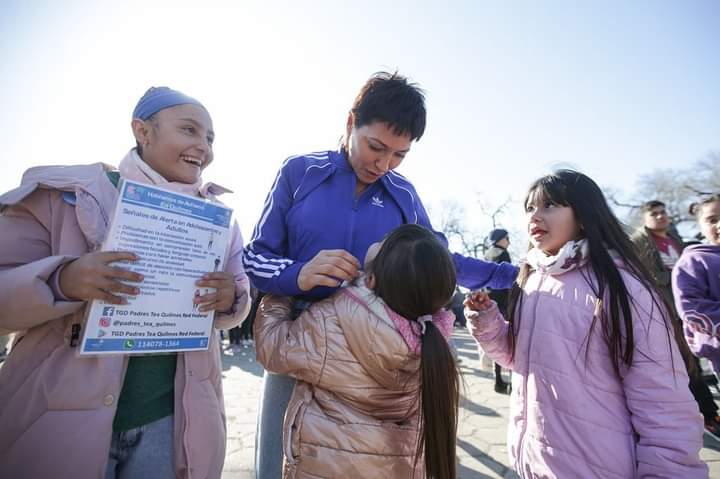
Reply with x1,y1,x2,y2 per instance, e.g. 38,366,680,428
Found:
243,149,517,300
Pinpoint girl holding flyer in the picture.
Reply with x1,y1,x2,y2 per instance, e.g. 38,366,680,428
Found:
0,87,250,479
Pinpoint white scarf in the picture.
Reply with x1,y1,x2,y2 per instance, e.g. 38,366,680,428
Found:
526,239,589,275
118,148,232,198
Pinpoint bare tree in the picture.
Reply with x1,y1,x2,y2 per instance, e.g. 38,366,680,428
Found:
636,169,693,224
432,195,525,260
687,151,720,195
605,187,641,209
436,200,485,258
607,151,720,228
476,196,512,229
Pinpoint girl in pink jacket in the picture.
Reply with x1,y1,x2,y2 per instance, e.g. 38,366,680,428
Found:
0,87,250,479
255,224,459,479
465,170,707,478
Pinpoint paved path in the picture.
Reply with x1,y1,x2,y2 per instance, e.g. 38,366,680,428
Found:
220,330,720,478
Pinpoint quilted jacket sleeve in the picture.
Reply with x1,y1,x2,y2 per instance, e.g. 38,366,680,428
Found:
0,191,83,334
620,286,707,478
253,294,328,385
465,301,514,369
213,220,251,330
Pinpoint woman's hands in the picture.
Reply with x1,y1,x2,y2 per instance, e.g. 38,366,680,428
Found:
297,249,361,291
464,290,493,312
59,251,237,313
195,272,236,313
59,251,143,304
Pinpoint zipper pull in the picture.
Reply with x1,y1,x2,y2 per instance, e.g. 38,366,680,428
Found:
70,323,81,347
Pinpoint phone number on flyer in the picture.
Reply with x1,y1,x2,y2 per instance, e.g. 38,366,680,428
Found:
130,339,181,350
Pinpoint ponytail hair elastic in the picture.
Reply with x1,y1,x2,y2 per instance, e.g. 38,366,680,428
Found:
418,314,433,335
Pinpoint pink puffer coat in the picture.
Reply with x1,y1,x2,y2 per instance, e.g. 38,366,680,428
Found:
0,163,250,479
467,264,707,478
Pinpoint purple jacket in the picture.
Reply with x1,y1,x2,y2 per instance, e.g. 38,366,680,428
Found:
466,263,706,478
673,244,720,372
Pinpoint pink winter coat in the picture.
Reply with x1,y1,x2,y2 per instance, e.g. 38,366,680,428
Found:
0,163,250,479
466,264,707,478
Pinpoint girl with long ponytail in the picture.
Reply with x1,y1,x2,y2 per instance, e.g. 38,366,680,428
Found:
254,224,459,478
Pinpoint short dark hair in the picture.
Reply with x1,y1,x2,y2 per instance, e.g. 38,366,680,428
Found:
640,200,665,212
350,71,427,141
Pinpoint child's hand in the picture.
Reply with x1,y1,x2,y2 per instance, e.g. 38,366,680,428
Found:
59,251,143,304
464,291,493,312
195,272,236,313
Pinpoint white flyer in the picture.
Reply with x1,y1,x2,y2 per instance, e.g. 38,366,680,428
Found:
80,179,233,355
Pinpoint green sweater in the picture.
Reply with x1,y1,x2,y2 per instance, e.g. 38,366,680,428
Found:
112,354,177,432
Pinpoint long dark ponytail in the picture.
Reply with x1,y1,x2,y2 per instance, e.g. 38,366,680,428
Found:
370,224,459,479
507,170,692,376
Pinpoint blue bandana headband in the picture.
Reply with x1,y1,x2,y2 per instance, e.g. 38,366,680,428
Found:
132,86,206,120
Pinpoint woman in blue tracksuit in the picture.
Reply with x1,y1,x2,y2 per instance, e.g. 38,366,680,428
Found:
243,71,517,478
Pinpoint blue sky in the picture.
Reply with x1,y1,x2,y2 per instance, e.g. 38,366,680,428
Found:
1,0,718,251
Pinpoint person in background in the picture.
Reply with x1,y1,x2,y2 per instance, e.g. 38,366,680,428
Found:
239,286,259,346
673,194,720,440
449,287,466,328
227,323,242,352
227,287,257,352
484,228,513,394
631,200,684,297
0,87,250,479
632,199,720,440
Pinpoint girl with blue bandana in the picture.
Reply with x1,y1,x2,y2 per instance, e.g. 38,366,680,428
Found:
0,87,251,478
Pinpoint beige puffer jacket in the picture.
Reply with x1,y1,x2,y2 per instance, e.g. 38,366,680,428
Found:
254,281,424,479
